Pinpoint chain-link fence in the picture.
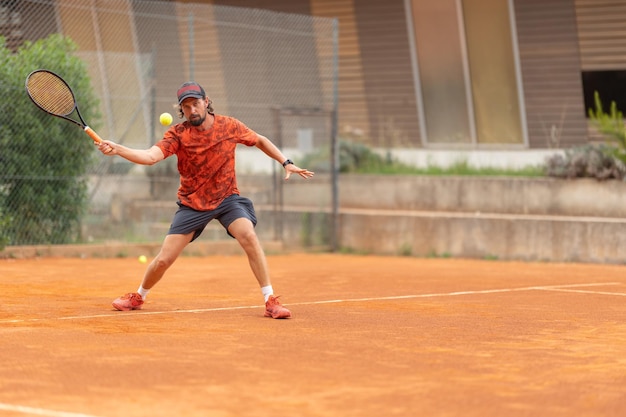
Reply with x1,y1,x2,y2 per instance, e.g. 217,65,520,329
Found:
0,0,338,250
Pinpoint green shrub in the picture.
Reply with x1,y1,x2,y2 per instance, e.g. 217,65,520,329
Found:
544,144,625,180
0,35,100,245
588,91,626,167
300,139,391,173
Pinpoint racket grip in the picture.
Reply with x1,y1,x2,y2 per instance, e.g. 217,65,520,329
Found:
84,126,103,144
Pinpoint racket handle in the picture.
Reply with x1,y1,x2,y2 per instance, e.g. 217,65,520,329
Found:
84,126,103,144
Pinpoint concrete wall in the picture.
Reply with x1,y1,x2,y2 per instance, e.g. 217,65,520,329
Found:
335,175,626,217
276,175,626,264
25,174,624,264
332,175,626,263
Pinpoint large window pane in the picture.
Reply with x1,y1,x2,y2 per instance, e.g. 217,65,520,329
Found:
463,0,523,144
411,0,471,144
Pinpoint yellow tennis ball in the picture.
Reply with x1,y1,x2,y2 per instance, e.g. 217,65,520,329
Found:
159,112,173,126
138,255,148,264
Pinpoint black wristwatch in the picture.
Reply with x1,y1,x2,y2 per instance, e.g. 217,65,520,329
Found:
282,159,294,167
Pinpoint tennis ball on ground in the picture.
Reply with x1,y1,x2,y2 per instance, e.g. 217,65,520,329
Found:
159,112,173,126
138,255,148,264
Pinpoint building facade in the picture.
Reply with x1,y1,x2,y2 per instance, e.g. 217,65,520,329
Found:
3,0,625,150
200,0,626,150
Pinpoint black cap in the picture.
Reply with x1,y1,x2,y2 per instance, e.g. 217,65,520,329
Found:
177,81,206,104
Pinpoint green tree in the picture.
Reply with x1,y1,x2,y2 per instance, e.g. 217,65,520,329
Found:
0,34,100,247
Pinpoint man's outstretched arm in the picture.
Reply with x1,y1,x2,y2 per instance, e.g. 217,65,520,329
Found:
255,134,315,180
96,141,165,166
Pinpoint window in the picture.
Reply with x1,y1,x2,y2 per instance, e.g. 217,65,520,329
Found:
408,0,525,146
462,0,523,145
411,0,472,145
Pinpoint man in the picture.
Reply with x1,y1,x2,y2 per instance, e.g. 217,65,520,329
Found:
96,81,314,319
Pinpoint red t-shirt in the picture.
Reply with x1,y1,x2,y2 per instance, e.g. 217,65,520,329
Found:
156,114,258,210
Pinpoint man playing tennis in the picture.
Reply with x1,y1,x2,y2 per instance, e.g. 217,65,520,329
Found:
96,81,314,319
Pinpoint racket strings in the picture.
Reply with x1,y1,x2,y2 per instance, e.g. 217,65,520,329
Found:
27,72,76,116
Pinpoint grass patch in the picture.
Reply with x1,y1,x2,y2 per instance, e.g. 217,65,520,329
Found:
302,140,545,177
356,160,545,177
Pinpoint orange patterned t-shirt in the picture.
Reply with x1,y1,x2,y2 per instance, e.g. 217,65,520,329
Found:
156,115,258,211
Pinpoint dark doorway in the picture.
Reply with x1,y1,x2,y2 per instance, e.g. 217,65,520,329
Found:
582,70,626,116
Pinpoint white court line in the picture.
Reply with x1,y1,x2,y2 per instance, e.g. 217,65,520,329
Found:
0,403,101,417
0,304,261,324
536,288,626,297
287,282,622,305
0,282,621,325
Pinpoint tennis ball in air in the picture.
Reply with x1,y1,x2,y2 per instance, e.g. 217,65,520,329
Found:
138,255,148,264
159,112,173,126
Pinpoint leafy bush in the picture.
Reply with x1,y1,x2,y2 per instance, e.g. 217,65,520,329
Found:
544,92,626,180
0,34,99,246
544,144,626,180
0,209,9,250
588,91,626,166
300,139,391,173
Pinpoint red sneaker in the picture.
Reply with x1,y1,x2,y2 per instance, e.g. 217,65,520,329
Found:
112,292,144,311
264,295,291,319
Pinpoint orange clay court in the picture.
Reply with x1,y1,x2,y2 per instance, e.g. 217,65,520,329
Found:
1,253,626,417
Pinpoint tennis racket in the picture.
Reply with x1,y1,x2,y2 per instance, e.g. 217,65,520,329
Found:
25,69,103,144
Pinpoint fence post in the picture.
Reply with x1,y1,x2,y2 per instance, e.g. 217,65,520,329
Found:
331,18,340,252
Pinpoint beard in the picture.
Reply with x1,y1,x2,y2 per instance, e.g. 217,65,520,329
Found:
189,113,206,126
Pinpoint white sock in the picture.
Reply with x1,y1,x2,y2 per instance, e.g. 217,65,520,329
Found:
261,285,274,302
137,285,150,300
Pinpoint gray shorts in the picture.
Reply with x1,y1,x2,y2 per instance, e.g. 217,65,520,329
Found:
168,194,257,241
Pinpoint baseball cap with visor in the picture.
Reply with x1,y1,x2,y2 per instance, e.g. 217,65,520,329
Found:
177,82,206,104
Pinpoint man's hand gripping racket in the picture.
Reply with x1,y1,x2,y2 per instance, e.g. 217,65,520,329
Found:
25,69,105,146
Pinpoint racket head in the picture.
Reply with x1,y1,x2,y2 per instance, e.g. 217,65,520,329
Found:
25,69,77,117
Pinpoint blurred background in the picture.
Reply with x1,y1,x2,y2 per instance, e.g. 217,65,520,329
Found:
0,0,337,249
1,0,625,260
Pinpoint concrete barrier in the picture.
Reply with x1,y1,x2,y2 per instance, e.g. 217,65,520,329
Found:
6,174,624,263
270,175,626,263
